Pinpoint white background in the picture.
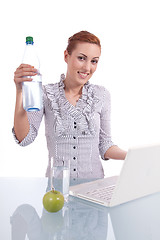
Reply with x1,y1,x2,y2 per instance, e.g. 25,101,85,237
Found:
0,0,160,177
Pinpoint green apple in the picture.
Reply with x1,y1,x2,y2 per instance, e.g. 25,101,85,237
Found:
43,189,64,212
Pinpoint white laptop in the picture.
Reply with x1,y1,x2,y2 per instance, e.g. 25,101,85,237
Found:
69,144,160,207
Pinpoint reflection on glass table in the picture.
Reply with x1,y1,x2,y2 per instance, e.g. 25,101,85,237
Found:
109,191,160,240
10,198,109,240
1,177,160,240
1,177,108,240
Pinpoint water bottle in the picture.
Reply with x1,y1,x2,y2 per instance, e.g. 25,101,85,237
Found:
22,36,43,112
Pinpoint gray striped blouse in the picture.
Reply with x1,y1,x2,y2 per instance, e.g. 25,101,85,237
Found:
13,74,115,179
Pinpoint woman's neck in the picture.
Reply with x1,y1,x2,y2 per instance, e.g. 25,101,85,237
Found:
63,78,83,97
63,76,84,106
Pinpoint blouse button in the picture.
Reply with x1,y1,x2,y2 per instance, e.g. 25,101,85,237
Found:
74,122,76,125
73,168,76,171
73,146,76,149
73,136,76,139
73,157,76,160
74,126,77,129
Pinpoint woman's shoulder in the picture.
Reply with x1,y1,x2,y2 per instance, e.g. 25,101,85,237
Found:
42,82,61,106
43,82,59,91
42,82,60,97
42,74,65,95
88,83,110,99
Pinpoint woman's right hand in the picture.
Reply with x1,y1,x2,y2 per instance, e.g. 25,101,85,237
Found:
14,64,38,92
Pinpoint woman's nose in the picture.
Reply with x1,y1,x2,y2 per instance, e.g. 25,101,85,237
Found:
83,61,91,72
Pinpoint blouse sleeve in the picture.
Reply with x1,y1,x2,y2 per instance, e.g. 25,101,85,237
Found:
99,87,115,159
12,88,45,147
12,110,44,147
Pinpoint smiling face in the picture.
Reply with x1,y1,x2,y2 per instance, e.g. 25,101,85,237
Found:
64,42,101,88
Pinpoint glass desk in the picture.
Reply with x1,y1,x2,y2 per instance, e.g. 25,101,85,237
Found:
1,177,160,240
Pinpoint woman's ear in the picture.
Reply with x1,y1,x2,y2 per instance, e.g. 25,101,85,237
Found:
64,50,69,63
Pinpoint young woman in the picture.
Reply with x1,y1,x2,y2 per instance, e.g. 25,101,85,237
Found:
13,31,127,179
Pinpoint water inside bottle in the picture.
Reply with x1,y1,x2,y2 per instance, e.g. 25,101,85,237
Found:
22,81,43,112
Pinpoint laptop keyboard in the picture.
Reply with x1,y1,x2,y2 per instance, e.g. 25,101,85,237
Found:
86,185,116,201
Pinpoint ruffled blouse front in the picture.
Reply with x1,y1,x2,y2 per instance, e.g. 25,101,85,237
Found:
44,74,101,137
14,74,115,179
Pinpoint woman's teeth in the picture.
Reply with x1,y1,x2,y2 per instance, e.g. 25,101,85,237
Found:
78,72,89,78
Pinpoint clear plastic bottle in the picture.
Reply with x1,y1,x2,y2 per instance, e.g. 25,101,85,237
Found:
22,36,43,112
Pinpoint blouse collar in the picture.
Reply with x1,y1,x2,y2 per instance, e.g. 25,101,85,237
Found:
59,73,90,97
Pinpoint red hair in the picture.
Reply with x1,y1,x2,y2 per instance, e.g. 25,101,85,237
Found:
66,30,101,55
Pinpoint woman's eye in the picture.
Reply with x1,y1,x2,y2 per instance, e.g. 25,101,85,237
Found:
91,59,98,64
78,56,85,61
